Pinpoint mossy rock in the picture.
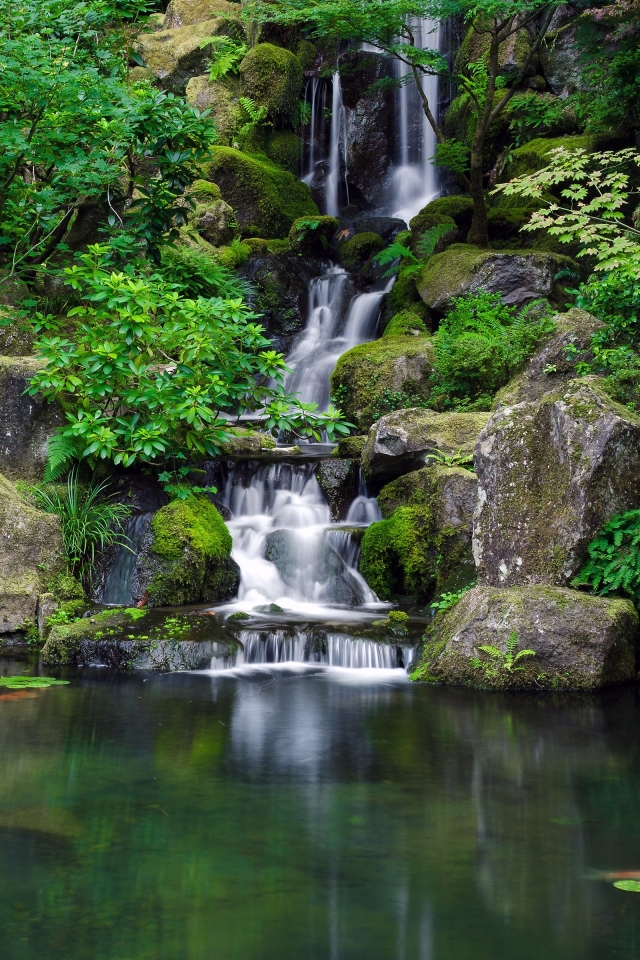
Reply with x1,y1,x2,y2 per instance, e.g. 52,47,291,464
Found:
416,243,576,314
263,130,302,173
219,428,277,455
186,74,241,145
288,215,339,255
0,356,64,480
136,18,242,92
140,496,240,606
239,43,303,118
455,21,536,78
164,0,240,28
42,608,147,666
360,464,477,601
501,135,606,180
332,435,367,458
296,40,317,70
338,232,384,268
331,336,434,433
203,146,317,238
381,265,427,329
187,178,237,245
410,195,473,237
383,310,430,338
413,585,638,691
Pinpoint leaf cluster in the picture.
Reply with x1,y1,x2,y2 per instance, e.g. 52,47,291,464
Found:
573,510,640,607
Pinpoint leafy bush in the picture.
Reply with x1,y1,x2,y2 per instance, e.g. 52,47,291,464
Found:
573,510,640,606
507,93,568,146
430,293,554,410
159,243,250,301
32,469,131,586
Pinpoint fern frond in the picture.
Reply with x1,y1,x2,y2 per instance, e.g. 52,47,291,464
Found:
477,645,503,659
44,432,80,482
415,222,455,259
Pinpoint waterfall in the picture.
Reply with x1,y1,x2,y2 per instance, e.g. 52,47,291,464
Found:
218,460,378,615
207,629,418,671
326,72,347,217
101,512,152,606
389,18,441,223
346,471,382,525
302,77,330,188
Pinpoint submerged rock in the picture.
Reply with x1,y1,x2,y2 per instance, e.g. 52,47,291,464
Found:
473,378,640,587
414,585,638,691
135,496,240,606
0,356,63,480
0,473,63,636
360,465,477,601
416,244,575,314
316,459,360,521
362,407,490,483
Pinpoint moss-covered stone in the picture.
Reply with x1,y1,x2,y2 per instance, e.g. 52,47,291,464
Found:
219,428,276,455
263,130,301,173
203,146,317,238
139,496,239,606
186,178,238,245
416,243,576,314
338,232,384,268
136,18,242,92
382,311,430,338
288,215,339,255
0,473,64,636
410,195,473,245
186,74,241,145
163,0,240,28
360,464,477,601
332,435,367,459
239,43,303,118
501,135,607,180
42,608,147,665
413,585,638,691
296,40,317,70
381,266,427,330
331,336,434,433
0,356,64,480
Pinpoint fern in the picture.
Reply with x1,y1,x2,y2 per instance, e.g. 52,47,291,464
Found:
44,432,80,482
372,242,418,277
573,509,640,606
415,222,455,259
474,630,536,677
237,96,270,139
200,36,248,82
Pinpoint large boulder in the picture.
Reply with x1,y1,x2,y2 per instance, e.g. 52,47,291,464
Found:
186,75,240,145
413,584,638,691
416,244,576,314
0,473,63,635
330,337,434,434
136,18,241,92
494,307,605,406
136,496,240,606
362,407,490,483
539,6,587,96
203,147,318,238
163,0,239,28
360,465,477,601
0,357,63,480
239,43,302,119
316,459,360,521
473,378,640,587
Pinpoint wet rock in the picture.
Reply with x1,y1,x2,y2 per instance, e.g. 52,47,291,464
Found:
362,408,490,483
330,337,435,434
264,529,365,605
239,251,322,352
136,18,241,92
539,6,586,96
473,378,640,587
340,50,394,207
416,244,576,314
352,216,406,243
316,459,360,521
134,496,240,606
494,307,605,406
0,357,63,480
414,584,638,691
0,473,63,635
360,465,478,601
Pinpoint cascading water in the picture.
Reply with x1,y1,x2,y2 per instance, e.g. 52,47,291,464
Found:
101,512,152,605
325,72,348,217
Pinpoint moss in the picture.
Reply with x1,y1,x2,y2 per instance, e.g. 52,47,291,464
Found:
410,196,473,234
203,146,317,238
383,311,429,338
338,232,384,267
263,131,301,173
239,43,303,118
266,238,290,254
383,266,426,321
330,336,434,432
360,507,434,600
289,215,339,254
164,0,241,27
296,40,316,70
136,18,241,92
42,609,148,665
219,428,276,455
332,435,367,458
190,179,221,201
502,135,603,180
185,75,241,145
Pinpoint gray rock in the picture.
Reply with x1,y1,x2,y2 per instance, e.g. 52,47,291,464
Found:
316,458,360,521
0,310,35,356
473,378,640,587
417,244,576,314
340,50,394,207
0,356,63,480
164,0,239,29
494,307,606,405
362,407,490,483
415,584,638,691
540,7,587,96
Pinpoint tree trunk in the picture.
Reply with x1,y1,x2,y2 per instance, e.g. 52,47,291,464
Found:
466,148,488,247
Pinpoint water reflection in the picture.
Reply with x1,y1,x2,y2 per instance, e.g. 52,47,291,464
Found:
0,668,638,960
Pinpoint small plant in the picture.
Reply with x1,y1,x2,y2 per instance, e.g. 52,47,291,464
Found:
471,630,536,678
0,676,69,689
430,587,471,613
291,217,323,241
32,469,132,587
237,96,270,140
379,609,410,635
201,36,248,81
573,510,640,606
158,466,218,501
425,448,474,468
415,222,456,259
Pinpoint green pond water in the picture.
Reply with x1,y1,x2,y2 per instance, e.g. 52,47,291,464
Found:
0,660,639,959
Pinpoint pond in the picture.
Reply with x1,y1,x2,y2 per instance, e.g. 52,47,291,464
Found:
0,661,639,959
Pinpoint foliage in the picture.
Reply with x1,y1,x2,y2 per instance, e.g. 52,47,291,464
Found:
433,139,469,175
430,586,471,613
0,0,217,276
28,244,351,468
430,293,554,410
573,510,640,607
372,388,431,421
507,93,567,147
373,224,455,278
237,97,271,141
379,609,410,635
0,676,69,689
32,469,131,584
470,630,536,677
415,222,456,258
372,242,419,277
425,448,474,468
201,36,248,82
159,243,250,301
44,433,82,482
613,880,640,893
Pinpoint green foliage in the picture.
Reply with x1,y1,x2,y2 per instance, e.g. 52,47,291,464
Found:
360,506,432,601
430,293,554,410
415,222,456,259
159,243,250,300
425,448,474,468
573,510,640,607
202,36,248,81
237,97,271,140
32,469,131,585
0,676,69,689
378,609,410,635
372,389,431,422
44,434,82,483
433,139,469,175
614,880,640,893
372,242,419,277
470,630,536,678
28,244,350,468
430,586,471,613
507,93,568,147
